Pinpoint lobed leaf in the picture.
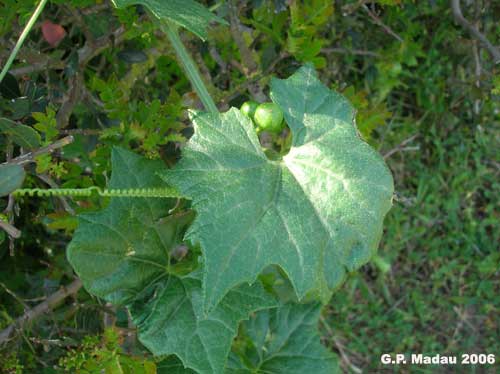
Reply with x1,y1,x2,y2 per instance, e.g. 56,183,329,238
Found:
111,0,226,40
226,303,340,373
130,273,276,374
67,147,184,305
67,147,276,373
161,65,394,312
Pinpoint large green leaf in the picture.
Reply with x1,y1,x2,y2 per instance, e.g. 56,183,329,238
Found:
161,65,394,312
226,303,340,373
130,273,275,374
0,164,25,197
67,147,184,305
111,0,225,40
67,147,276,373
0,117,41,149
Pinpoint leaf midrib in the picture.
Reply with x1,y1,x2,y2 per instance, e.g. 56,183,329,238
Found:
207,161,283,307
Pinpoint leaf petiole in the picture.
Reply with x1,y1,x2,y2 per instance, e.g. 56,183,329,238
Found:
0,0,49,84
162,22,218,114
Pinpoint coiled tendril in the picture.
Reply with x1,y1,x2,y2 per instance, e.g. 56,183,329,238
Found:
13,187,181,198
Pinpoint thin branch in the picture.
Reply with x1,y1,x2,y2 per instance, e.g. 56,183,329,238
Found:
472,40,482,114
66,5,94,44
80,3,109,15
209,45,228,73
8,25,126,132
228,0,267,102
0,220,21,239
362,4,403,43
322,47,380,57
59,128,101,135
124,310,137,353
383,133,419,159
219,52,288,108
320,315,362,374
0,279,82,345
77,26,126,66
56,25,127,127
229,1,257,75
3,144,17,254
9,59,65,77
37,174,75,215
56,73,83,128
0,282,29,309
341,0,370,15
450,0,500,64
3,136,74,166
9,25,126,77
103,302,116,329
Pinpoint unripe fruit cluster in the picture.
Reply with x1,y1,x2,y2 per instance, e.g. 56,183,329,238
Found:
240,100,285,134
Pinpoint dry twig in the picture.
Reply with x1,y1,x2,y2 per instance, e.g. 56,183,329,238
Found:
383,133,419,159
450,0,500,64
228,0,267,102
37,174,75,215
362,5,403,43
0,220,21,239
0,279,83,345
3,136,74,166
320,315,362,374
323,47,380,57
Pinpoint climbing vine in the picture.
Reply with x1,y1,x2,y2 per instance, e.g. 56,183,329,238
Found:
0,1,400,373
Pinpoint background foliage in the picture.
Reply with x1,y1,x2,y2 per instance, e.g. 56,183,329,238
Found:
0,0,498,372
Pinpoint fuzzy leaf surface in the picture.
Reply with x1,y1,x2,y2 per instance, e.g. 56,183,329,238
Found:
161,65,394,312
112,0,225,40
67,147,184,305
130,273,276,374
226,303,339,373
67,147,276,373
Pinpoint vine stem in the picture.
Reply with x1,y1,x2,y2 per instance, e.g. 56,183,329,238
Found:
13,187,181,198
163,22,218,113
0,0,49,84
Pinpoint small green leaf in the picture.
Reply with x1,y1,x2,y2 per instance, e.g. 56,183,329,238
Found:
227,303,340,373
161,65,394,312
0,164,25,197
32,108,58,142
0,117,41,149
111,0,226,40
